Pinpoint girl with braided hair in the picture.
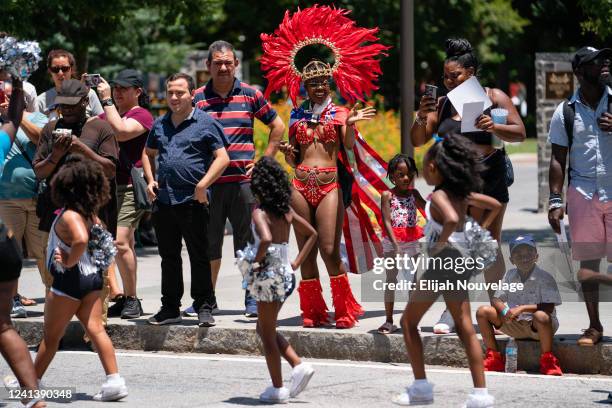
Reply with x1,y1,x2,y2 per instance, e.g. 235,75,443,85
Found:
244,156,317,402
394,136,500,407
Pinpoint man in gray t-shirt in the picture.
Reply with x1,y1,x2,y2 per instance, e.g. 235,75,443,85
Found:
34,49,102,120
476,235,563,376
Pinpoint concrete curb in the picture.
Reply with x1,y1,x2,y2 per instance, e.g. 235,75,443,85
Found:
14,321,611,375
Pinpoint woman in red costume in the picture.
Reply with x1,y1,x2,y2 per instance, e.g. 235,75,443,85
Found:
260,5,388,328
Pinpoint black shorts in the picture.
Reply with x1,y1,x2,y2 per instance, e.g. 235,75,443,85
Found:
50,264,104,300
208,182,255,260
480,149,509,204
0,235,22,282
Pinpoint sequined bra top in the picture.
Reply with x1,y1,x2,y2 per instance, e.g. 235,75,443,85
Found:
295,121,338,145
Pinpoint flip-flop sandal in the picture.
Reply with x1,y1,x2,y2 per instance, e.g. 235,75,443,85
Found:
18,294,37,306
377,322,398,334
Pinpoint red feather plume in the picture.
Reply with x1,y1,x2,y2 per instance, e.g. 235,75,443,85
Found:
260,5,390,105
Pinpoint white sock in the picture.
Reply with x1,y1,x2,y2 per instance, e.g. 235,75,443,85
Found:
106,373,121,381
473,388,488,395
414,379,429,386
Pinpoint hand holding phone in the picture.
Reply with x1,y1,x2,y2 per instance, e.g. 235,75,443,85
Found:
424,84,438,100
84,74,101,87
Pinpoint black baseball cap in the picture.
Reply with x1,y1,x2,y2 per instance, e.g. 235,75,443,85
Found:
572,46,612,70
110,69,143,88
54,79,89,105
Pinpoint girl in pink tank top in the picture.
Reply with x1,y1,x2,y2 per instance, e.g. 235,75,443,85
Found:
378,154,425,334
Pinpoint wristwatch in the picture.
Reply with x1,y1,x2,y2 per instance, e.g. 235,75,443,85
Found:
101,98,114,107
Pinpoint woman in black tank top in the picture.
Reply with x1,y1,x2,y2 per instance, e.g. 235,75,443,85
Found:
409,39,526,334
410,38,525,242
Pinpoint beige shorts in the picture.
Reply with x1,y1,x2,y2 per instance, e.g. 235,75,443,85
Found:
117,185,145,229
0,198,53,288
499,318,559,340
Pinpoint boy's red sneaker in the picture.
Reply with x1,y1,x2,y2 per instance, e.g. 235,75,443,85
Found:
540,352,563,376
483,348,505,372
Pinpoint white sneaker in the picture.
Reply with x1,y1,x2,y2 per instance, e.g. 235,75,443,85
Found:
289,363,314,398
259,385,289,403
93,376,128,401
392,381,434,405
463,393,494,408
3,374,18,388
433,309,455,334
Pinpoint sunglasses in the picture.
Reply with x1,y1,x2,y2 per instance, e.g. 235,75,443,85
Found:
49,66,71,74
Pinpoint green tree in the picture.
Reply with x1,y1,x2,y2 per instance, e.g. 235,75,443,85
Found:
578,0,612,39
3,0,224,86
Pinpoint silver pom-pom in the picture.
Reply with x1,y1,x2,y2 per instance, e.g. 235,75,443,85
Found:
236,243,258,289
88,224,117,274
0,36,42,79
464,217,497,271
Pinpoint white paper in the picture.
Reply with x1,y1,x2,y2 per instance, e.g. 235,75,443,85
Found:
446,76,492,117
461,101,484,133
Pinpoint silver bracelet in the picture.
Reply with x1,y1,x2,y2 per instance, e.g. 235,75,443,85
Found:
414,115,427,127
548,201,563,211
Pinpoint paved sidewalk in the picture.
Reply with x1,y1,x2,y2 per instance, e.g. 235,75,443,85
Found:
13,156,612,374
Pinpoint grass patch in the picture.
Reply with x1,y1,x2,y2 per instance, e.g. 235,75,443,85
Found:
505,138,537,155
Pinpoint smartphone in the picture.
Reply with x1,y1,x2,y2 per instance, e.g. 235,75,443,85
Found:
0,87,5,105
424,84,437,100
84,74,101,87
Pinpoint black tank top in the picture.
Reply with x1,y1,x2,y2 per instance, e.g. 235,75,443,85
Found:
437,96,495,145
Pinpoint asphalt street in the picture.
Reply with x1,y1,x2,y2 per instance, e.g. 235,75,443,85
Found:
2,350,611,407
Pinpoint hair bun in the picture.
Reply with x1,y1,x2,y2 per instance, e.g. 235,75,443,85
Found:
445,38,473,58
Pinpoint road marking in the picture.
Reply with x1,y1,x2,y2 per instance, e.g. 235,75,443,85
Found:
58,351,612,383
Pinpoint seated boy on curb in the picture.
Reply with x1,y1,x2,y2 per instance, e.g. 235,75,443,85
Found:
476,234,563,376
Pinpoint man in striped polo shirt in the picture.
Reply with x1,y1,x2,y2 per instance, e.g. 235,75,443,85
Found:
194,40,285,317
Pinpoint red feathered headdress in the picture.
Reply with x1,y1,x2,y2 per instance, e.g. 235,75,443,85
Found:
260,5,389,105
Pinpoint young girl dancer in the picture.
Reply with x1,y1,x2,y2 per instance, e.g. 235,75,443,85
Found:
393,137,500,407
241,157,318,403
378,154,425,334
34,156,127,402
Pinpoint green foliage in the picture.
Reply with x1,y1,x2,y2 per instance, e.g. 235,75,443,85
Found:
4,0,225,83
578,0,612,39
2,0,609,115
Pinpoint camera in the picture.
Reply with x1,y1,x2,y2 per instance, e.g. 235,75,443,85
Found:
52,128,72,141
84,74,101,88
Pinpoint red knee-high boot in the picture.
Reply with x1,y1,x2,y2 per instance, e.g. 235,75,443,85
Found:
330,273,364,329
298,278,330,328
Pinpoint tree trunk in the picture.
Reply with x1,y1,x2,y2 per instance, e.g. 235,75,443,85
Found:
74,41,90,77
